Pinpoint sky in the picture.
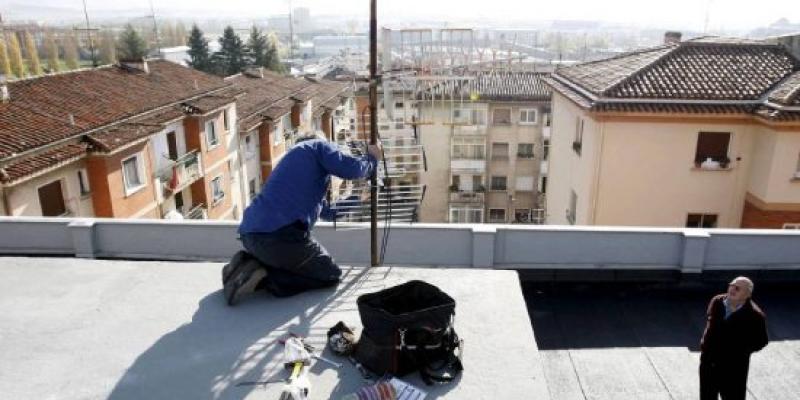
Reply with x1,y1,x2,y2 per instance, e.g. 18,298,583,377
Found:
1,0,797,31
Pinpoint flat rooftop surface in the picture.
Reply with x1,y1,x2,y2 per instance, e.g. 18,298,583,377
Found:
0,257,547,400
524,283,800,400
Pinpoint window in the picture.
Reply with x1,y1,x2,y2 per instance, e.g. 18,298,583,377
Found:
567,190,577,224
394,117,404,129
244,134,255,159
472,175,484,192
539,176,547,194
490,176,507,191
573,117,584,155
450,175,461,191
517,143,534,159
122,154,145,194
492,142,509,160
783,223,800,229
38,180,67,217
211,176,225,205
449,207,483,223
543,139,550,160
249,179,257,200
206,120,219,147
519,108,538,124
452,137,485,159
516,176,534,191
453,108,486,125
492,108,511,125
223,109,230,131
515,209,531,223
77,168,91,195
686,213,718,228
695,132,730,167
395,101,404,109
489,208,506,223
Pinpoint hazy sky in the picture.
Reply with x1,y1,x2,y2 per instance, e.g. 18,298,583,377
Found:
2,0,797,31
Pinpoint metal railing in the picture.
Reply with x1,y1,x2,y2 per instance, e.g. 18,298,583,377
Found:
449,191,485,203
185,204,207,220
159,151,203,196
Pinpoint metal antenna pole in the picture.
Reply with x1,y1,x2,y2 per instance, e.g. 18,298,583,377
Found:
369,0,379,266
81,0,97,66
149,0,161,55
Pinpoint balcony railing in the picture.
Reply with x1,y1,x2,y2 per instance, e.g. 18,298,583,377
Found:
452,124,487,135
185,204,208,220
449,191,485,203
450,159,486,172
542,126,551,139
159,150,203,198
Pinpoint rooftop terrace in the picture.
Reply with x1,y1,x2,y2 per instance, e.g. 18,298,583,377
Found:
1,218,799,399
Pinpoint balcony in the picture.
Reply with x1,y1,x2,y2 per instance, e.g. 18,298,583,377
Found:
450,159,486,173
163,204,208,220
452,124,487,136
158,151,203,199
449,190,485,203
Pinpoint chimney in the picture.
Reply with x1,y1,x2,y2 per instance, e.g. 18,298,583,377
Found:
1,76,9,103
664,31,682,45
118,58,150,74
243,66,264,79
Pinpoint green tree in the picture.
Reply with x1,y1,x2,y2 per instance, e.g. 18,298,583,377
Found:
186,24,211,72
211,26,247,76
0,40,13,78
24,32,42,75
116,24,148,60
98,30,116,65
64,34,80,70
246,26,268,67
8,34,25,77
44,32,60,73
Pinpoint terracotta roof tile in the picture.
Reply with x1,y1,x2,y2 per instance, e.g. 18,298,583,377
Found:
0,142,88,184
767,71,800,105
0,60,228,159
423,71,551,102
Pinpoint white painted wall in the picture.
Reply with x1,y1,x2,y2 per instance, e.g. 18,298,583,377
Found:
5,162,95,217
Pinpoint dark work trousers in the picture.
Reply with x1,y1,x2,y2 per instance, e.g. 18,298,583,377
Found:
240,222,342,298
699,352,750,400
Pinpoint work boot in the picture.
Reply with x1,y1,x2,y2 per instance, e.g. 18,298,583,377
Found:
222,250,251,284
224,259,268,306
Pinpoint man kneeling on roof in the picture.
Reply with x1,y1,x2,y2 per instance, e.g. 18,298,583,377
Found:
222,133,381,305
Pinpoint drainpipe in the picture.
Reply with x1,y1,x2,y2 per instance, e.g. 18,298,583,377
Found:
590,116,605,225
1,185,12,216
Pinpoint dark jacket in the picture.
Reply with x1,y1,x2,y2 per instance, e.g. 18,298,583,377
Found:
700,294,768,360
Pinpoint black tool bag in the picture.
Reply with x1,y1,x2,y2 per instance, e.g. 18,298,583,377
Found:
353,280,463,385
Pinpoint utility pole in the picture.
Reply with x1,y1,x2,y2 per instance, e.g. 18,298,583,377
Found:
369,0,379,266
288,0,294,60
149,0,161,55
78,0,98,67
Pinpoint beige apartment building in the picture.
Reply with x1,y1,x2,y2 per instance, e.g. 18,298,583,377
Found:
0,61,354,220
544,36,800,229
416,71,551,223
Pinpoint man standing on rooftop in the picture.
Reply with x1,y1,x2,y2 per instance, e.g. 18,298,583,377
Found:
699,276,768,400
222,134,381,305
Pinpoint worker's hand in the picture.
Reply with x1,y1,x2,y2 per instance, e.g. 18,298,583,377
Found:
367,142,383,160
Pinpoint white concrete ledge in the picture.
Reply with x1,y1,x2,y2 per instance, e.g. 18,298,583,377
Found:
2,217,800,273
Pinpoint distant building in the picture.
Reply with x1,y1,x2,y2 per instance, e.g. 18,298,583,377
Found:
544,36,800,229
313,36,368,57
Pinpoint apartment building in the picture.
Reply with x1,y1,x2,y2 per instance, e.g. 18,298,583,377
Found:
544,37,800,228
228,67,354,208
0,60,244,220
0,61,355,220
415,71,551,224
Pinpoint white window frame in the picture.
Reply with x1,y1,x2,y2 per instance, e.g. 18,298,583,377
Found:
206,120,219,148
451,137,485,160
519,108,538,125
517,143,534,159
211,175,225,206
77,168,91,196
490,176,507,191
488,208,506,223
491,142,509,160
121,153,147,196
449,206,484,223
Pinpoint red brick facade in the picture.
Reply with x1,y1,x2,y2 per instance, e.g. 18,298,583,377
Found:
741,200,800,228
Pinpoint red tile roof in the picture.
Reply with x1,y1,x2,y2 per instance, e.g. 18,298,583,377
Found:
547,38,800,120
0,142,88,184
0,60,228,160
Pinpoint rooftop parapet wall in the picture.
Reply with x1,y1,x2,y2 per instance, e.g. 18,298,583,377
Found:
2,217,800,273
